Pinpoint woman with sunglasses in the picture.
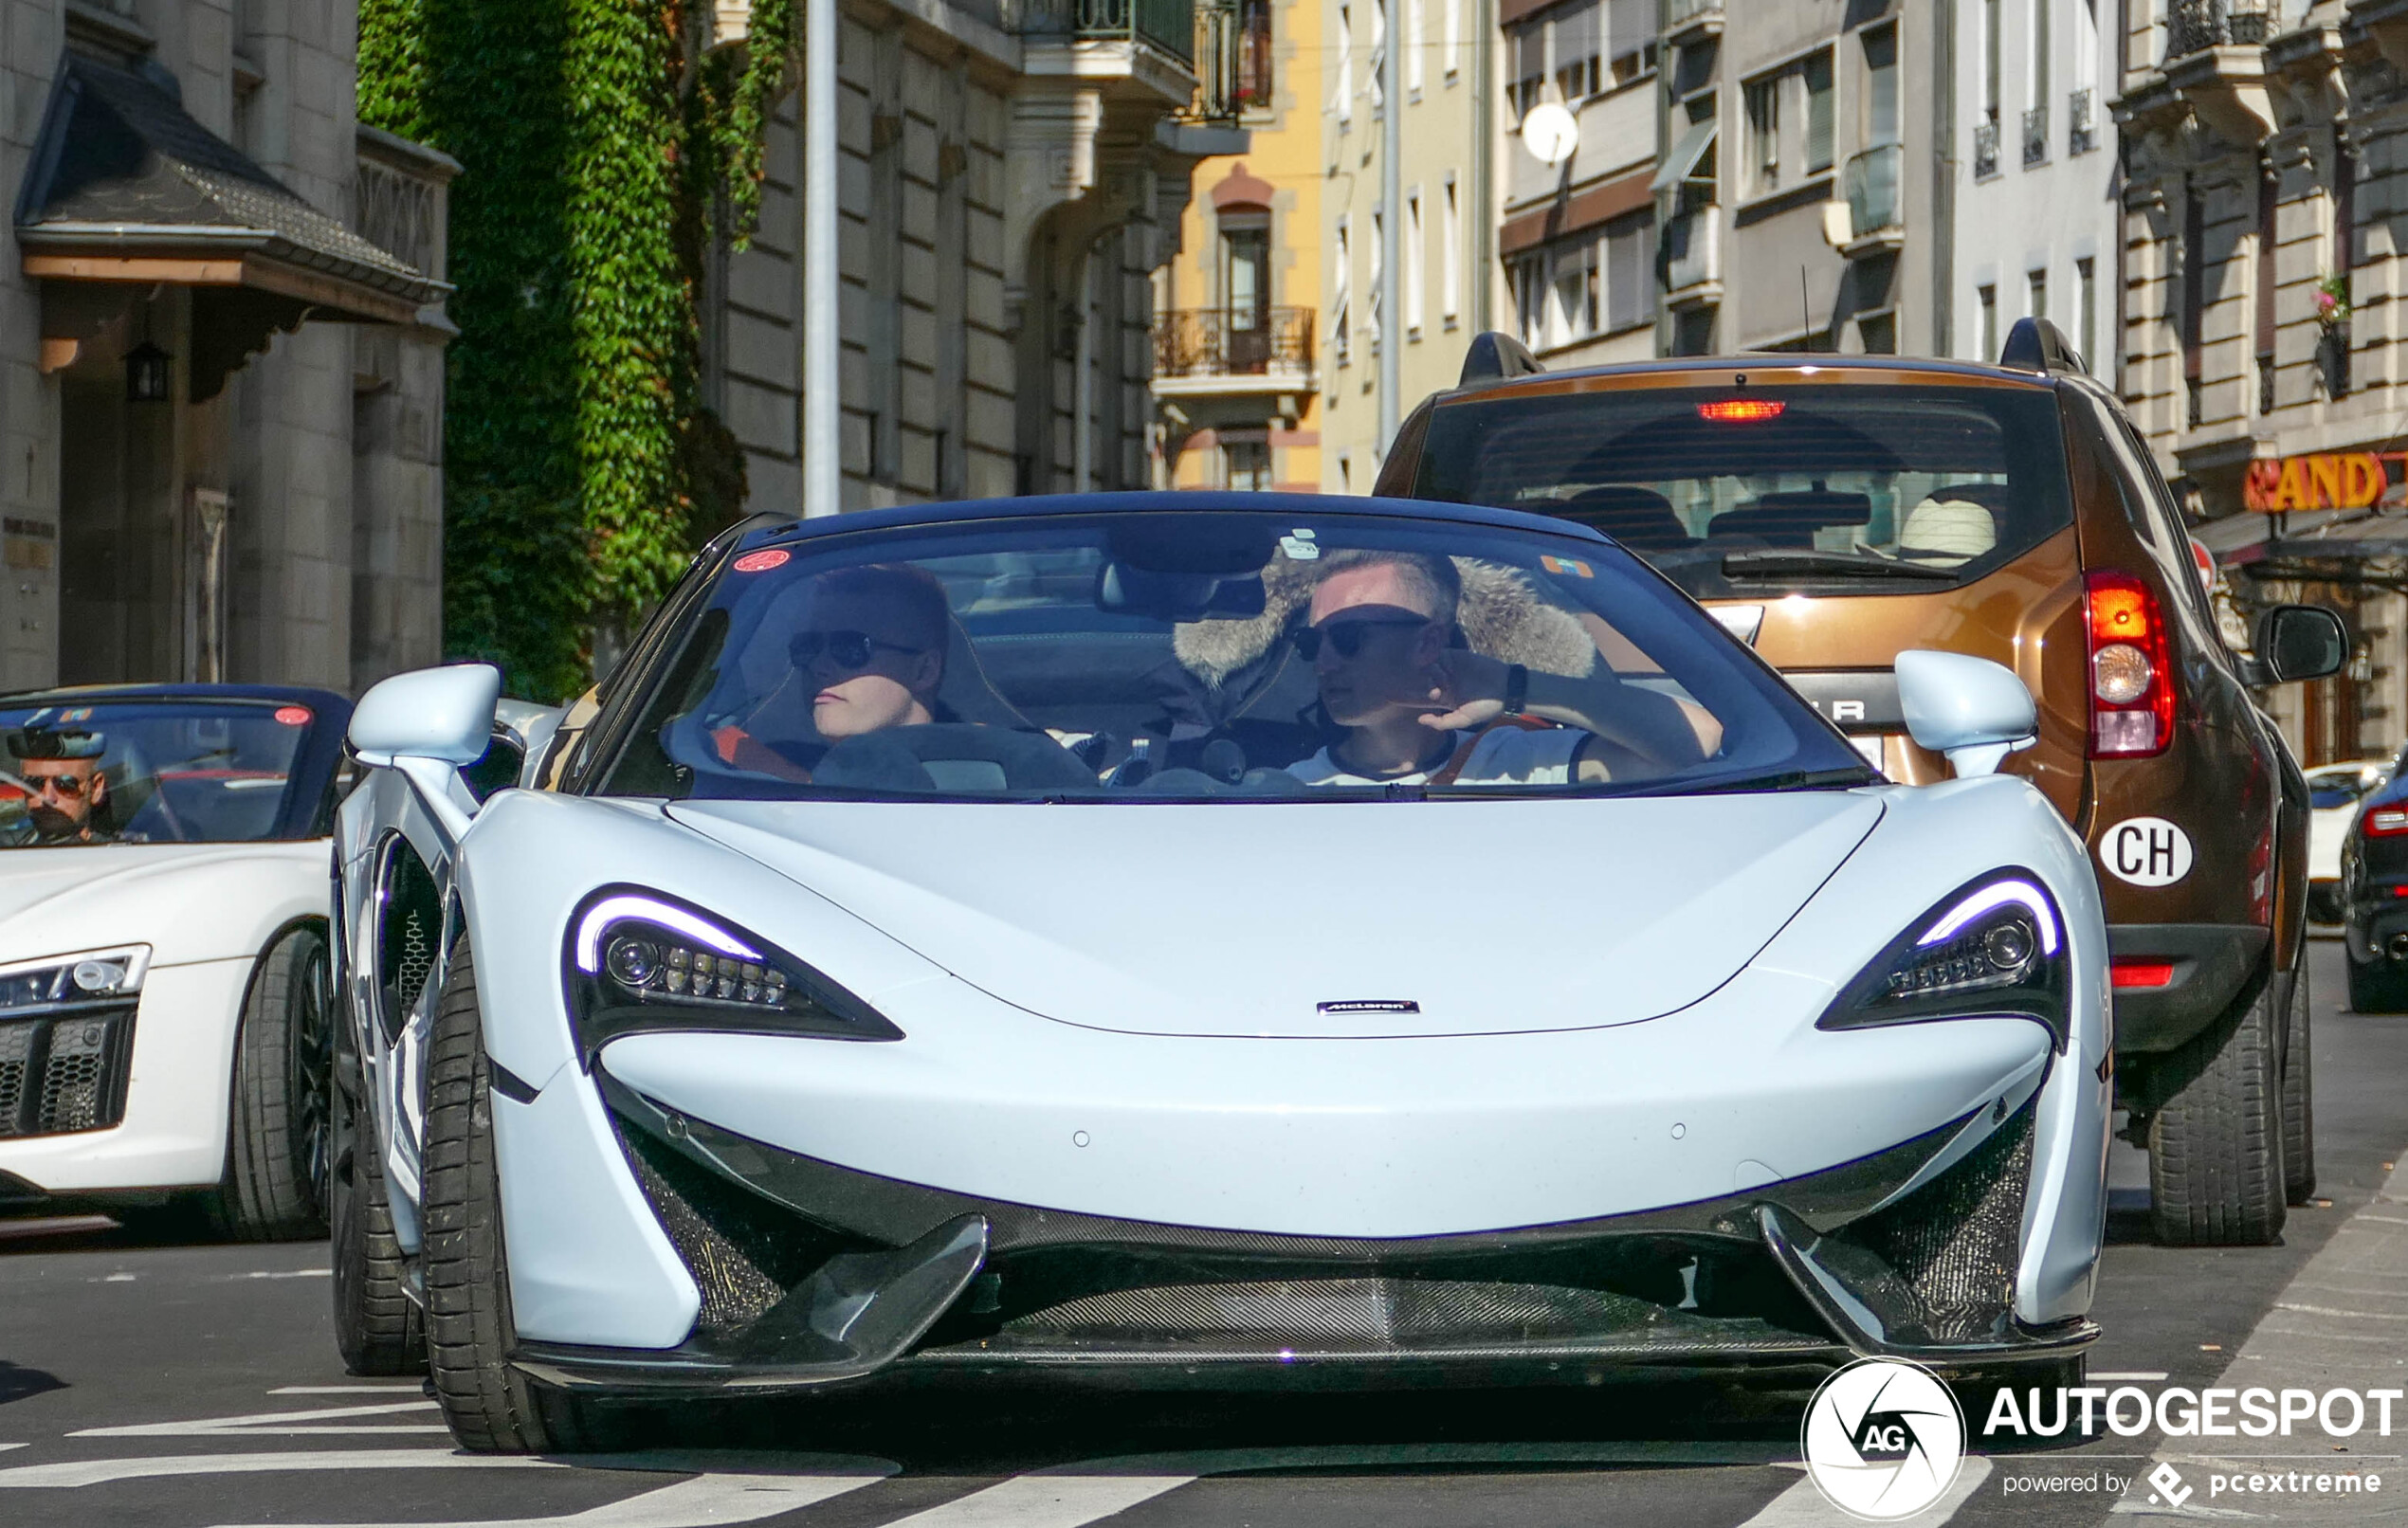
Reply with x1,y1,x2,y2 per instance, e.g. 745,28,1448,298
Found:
709,564,952,781
1286,551,1708,788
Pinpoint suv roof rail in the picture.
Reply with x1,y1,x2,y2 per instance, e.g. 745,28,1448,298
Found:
1998,317,2087,376
1460,331,1544,386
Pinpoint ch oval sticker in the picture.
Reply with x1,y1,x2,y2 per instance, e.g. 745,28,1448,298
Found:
2101,816,2195,886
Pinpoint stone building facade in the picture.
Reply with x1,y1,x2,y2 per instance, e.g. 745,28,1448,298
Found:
2113,0,2408,766
2,0,451,696
708,0,1234,509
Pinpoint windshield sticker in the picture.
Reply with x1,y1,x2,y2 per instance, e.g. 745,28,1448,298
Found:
2101,816,2194,886
272,706,311,726
1542,555,1594,578
1281,536,1321,560
732,548,791,573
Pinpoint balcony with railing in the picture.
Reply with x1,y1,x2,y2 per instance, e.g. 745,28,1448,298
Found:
2021,102,2049,165
1973,118,1999,178
1665,0,1723,45
1841,144,1904,256
2166,0,2274,57
1013,0,1196,67
1661,209,1721,304
2068,87,2096,153
1152,306,1316,400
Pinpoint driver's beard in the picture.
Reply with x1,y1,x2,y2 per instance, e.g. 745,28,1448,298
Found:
25,804,88,843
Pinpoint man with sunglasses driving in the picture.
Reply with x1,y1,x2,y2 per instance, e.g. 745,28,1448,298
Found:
2,723,122,846
1287,551,1706,788
711,564,952,781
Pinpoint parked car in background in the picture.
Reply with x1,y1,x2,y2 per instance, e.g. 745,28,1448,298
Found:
2307,758,2392,928
329,496,2107,1448
1380,320,2347,1246
0,683,351,1238
2336,753,2408,1010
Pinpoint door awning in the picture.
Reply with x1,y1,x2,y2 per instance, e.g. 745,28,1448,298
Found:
12,55,448,394
1651,117,1718,192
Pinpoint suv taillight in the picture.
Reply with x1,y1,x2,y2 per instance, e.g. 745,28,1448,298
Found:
2085,571,2176,758
2366,808,2408,837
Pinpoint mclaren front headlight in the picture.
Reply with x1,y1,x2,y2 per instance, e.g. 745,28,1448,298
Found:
0,945,150,1015
563,888,901,1064
1816,875,2071,1051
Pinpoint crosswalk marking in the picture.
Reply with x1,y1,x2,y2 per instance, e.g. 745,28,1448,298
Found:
879,1474,1195,1527
72,1399,447,1438
0,1449,558,1488
1740,1459,1994,1526
212,1464,897,1528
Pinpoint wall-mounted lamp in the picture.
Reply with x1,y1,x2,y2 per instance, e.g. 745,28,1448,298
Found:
125,341,173,404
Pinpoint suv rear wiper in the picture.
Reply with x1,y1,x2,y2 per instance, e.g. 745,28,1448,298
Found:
1719,550,1957,580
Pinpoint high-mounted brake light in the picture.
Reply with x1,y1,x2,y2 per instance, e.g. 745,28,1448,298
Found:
2111,959,2177,990
2366,808,2408,837
1697,399,1785,423
2085,571,2175,758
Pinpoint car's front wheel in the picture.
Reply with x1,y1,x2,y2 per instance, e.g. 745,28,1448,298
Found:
2281,964,2316,1205
2146,972,2287,1246
422,936,621,1452
330,1025,424,1375
216,924,336,1241
2345,943,2408,1012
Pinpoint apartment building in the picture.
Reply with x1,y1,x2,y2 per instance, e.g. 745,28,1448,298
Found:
3,0,451,693
1496,0,1658,366
2113,0,2408,764
706,0,1240,508
1950,0,2121,369
1654,0,1939,357
1154,0,1323,490
1319,0,1504,489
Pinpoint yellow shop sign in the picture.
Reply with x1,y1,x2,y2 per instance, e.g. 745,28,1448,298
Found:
2243,451,2404,512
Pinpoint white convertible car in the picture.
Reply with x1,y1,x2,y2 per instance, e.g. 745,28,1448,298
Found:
332,495,2111,1451
0,684,353,1238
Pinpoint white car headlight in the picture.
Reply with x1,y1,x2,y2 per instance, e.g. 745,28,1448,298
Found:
1816,876,2071,1052
0,944,151,1014
562,888,901,1065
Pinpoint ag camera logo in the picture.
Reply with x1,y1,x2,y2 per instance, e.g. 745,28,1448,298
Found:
1803,1357,1967,1519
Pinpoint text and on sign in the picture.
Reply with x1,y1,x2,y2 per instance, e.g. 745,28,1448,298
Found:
2243,452,2403,512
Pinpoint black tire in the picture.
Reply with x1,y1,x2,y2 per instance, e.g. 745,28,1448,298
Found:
2147,973,2287,1246
330,1027,425,1375
2281,963,2317,1205
215,925,336,1241
423,937,620,1453
2346,948,2408,1012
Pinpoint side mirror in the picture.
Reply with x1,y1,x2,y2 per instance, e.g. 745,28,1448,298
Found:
1895,649,2038,779
350,664,502,845
2255,605,2346,684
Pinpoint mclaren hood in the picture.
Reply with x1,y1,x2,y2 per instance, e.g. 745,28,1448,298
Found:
667,793,1884,1039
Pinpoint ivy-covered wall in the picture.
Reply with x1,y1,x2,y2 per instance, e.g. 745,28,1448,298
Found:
359,0,793,700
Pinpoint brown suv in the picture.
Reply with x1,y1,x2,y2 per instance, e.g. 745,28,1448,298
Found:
1377,319,2346,1246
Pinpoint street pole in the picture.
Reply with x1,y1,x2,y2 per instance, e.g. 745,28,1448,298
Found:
1377,0,1401,456
804,0,841,515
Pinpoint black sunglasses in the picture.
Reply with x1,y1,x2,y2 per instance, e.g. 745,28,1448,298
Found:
1288,618,1430,662
790,629,926,672
26,772,89,799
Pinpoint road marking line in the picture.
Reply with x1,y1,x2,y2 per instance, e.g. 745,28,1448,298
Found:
880,1474,1194,1527
213,1465,895,1528
2273,1301,2408,1321
234,1269,333,1280
2092,1373,2173,1381
1740,1459,1993,1526
0,1449,556,1487
270,1386,430,1395
72,1400,444,1438
0,1446,20,1454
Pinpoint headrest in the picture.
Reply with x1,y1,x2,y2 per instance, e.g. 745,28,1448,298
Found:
1555,486,1695,550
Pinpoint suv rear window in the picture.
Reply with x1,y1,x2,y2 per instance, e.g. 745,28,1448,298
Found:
1410,384,2076,601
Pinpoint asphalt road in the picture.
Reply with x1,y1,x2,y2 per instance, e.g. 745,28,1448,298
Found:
0,937,2401,1528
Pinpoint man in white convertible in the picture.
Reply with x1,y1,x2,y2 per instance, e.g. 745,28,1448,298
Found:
1286,550,1707,787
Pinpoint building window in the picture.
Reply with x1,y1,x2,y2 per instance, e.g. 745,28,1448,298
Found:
1332,216,1352,366
1744,75,1780,197
1369,0,1386,110
2256,168,2277,415
1554,0,1600,103
1221,212,1270,369
1405,187,1426,337
1513,251,1545,349
1368,207,1383,352
2076,256,2096,372
1673,306,1715,356
1508,22,1543,123
2182,188,2205,427
1864,25,1898,148
1978,282,1998,360
1442,174,1462,322
1221,430,1271,490
1804,50,1834,173
1336,3,1354,120
1605,0,1654,85
1510,213,1654,353
1983,0,2001,126
1443,0,1460,78
1236,0,1273,108
1407,0,1425,92
2028,266,2048,322
1858,311,1896,354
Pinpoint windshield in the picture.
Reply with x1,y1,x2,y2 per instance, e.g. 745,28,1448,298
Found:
0,700,318,846
593,510,1870,801
2308,767,2381,810
1409,384,2075,601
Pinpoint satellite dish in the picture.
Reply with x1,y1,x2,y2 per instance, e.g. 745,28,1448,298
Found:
1521,101,1580,168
